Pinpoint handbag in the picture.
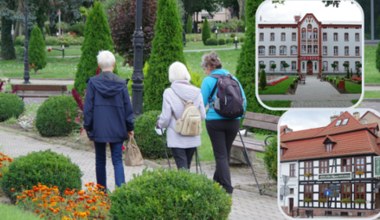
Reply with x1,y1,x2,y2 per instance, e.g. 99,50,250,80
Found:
124,136,144,166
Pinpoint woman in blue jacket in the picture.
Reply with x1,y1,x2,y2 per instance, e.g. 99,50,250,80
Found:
200,52,246,194
84,51,134,190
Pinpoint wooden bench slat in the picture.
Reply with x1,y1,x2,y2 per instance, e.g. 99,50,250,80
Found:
243,120,278,131
244,112,280,123
11,84,68,99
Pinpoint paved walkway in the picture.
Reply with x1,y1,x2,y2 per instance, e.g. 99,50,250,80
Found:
0,126,285,220
259,76,360,108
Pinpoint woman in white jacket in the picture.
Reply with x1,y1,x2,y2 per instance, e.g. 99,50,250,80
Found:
157,61,206,169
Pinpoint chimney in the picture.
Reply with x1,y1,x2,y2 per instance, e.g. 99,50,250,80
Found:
353,112,360,121
330,115,338,122
294,15,301,22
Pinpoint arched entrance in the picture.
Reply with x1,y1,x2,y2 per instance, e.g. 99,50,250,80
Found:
307,61,313,75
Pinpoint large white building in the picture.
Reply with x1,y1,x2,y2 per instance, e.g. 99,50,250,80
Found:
257,13,362,76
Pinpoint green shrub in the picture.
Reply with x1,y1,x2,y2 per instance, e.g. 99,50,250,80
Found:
35,96,79,137
1,150,82,202
110,169,232,220
67,22,85,36
206,38,218,46
239,36,245,43
202,18,211,45
259,69,267,90
134,111,170,159
218,38,226,45
264,137,277,181
144,0,185,111
28,26,47,74
0,93,24,122
225,38,231,44
14,36,25,46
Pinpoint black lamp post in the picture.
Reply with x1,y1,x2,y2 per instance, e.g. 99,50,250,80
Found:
23,0,30,84
132,0,144,116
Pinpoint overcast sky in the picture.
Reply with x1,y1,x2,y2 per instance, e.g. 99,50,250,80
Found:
257,0,363,24
279,108,378,131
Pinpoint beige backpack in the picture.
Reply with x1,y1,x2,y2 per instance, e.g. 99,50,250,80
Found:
172,89,202,136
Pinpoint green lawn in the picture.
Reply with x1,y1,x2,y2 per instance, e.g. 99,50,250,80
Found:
364,91,380,99
365,45,380,84
0,203,39,220
344,81,362,93
258,77,296,95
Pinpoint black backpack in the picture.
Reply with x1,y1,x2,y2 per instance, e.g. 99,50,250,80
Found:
208,74,244,118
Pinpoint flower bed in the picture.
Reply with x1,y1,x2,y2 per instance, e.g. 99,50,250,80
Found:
267,76,289,86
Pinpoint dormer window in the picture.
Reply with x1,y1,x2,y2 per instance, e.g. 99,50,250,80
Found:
326,143,333,152
335,120,342,126
323,137,336,152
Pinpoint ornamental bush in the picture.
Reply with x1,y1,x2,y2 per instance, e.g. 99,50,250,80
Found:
0,93,24,122
110,169,232,220
28,26,47,74
218,38,226,45
134,110,170,159
259,69,267,90
202,18,211,45
1,150,82,202
206,38,218,46
264,137,277,181
35,96,79,137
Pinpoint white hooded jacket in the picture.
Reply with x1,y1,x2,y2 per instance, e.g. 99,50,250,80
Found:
157,80,206,148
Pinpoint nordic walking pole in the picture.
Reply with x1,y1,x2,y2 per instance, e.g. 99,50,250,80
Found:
160,127,172,169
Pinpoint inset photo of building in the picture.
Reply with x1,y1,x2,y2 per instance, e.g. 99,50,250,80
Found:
256,0,364,108
279,109,380,219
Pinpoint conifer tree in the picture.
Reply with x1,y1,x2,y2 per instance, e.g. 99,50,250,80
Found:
28,26,47,73
74,1,115,95
144,0,185,111
1,0,16,60
202,18,211,45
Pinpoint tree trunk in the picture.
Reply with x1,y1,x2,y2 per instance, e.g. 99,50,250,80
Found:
1,17,17,60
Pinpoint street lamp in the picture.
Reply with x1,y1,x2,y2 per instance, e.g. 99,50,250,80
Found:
23,0,30,84
132,0,144,116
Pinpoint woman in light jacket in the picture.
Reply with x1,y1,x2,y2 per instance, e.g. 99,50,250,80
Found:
157,61,206,170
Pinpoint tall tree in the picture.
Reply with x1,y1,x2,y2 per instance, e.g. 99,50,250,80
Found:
202,18,211,45
0,0,17,60
74,1,114,95
28,26,47,73
144,0,185,111
109,0,157,66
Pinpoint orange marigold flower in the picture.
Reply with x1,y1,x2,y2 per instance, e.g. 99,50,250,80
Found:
90,206,97,211
78,190,85,196
35,209,40,214
10,188,15,192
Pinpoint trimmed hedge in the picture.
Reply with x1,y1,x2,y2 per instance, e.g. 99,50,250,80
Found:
35,96,79,137
0,93,24,122
110,169,232,219
1,150,82,202
202,18,211,45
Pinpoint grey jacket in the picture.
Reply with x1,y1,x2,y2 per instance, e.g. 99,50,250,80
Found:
157,80,206,148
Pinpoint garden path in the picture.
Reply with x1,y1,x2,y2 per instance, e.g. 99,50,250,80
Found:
0,126,286,220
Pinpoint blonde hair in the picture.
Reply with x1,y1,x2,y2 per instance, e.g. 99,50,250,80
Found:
201,52,222,70
168,61,191,83
97,50,116,70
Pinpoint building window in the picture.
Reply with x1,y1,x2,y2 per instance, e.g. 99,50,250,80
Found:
304,185,313,201
302,45,306,54
344,33,349,41
270,33,275,41
291,46,297,55
270,60,275,67
313,28,318,39
319,184,328,201
355,47,360,56
281,32,286,41
323,61,328,71
269,46,276,55
326,143,333,152
280,46,287,55
259,46,265,55
355,157,365,173
305,161,313,177
320,160,329,173
302,28,306,40
290,188,294,194
354,183,365,200
355,33,360,42
307,45,312,54
323,32,327,41
314,62,317,70
345,46,349,56
302,62,305,71
334,33,338,41
334,46,338,56
323,46,327,55
259,33,264,41
291,61,296,70
313,45,318,54
290,164,296,177
280,61,286,71
341,158,352,172
344,61,350,71
259,61,264,67
341,183,351,200
307,24,312,40
292,32,296,41
334,61,339,71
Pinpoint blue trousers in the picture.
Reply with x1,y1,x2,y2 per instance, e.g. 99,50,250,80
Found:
94,142,125,189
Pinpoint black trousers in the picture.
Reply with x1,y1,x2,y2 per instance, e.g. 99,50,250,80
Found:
171,147,196,170
206,119,240,194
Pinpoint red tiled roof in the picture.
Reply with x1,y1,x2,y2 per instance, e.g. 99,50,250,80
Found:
281,111,380,161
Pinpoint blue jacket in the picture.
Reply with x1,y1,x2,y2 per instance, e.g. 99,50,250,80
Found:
200,69,247,120
83,72,134,143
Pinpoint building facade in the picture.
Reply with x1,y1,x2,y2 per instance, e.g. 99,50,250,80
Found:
280,111,380,218
258,13,362,75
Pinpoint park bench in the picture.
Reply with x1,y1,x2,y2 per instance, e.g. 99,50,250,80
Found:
11,84,68,99
231,111,280,195
298,73,306,84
